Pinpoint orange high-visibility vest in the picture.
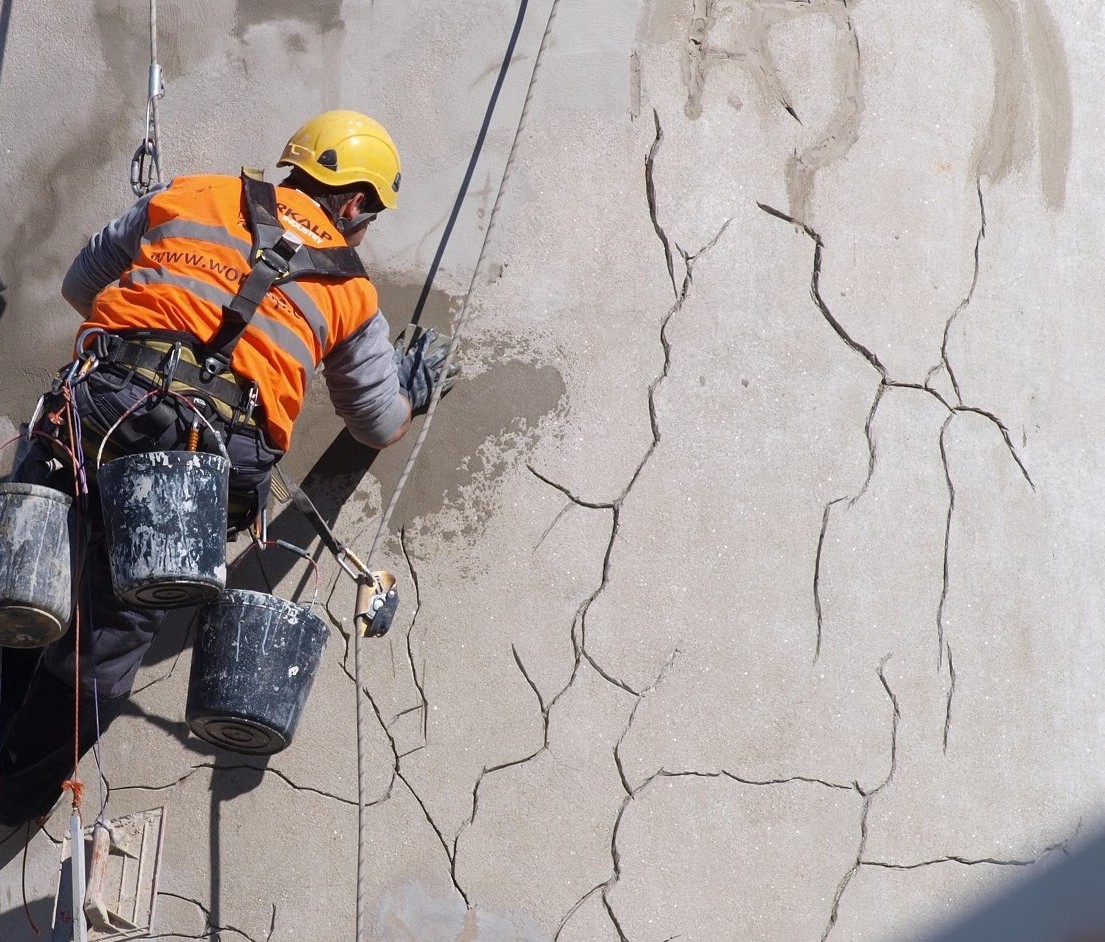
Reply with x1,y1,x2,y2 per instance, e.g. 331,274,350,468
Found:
83,174,380,451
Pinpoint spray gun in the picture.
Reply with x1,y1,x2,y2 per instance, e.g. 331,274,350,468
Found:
269,467,399,636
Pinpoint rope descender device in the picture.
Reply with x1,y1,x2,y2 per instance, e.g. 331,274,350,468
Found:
354,571,398,638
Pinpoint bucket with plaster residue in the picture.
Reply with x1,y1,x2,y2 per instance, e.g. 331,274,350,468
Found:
185,589,329,755
98,450,230,608
0,483,73,647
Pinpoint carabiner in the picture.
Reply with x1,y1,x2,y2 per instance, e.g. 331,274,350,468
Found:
159,342,182,393
75,326,107,356
130,138,159,197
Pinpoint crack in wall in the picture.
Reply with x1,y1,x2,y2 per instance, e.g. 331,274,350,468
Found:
862,823,1077,871
821,656,900,942
107,761,362,808
562,647,861,940
602,763,866,942
396,526,430,745
943,642,957,753
534,110,731,696
158,891,271,942
930,178,986,402
132,612,197,696
937,414,957,681
757,201,887,373
529,112,737,941
357,675,470,906
526,464,631,696
301,535,470,906
645,110,677,298
756,200,1032,770
601,655,689,942
553,883,607,942
813,497,848,660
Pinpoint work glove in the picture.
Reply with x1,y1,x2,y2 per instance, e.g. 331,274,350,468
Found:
393,326,460,413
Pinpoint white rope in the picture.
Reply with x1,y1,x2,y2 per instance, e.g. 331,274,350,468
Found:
353,0,563,936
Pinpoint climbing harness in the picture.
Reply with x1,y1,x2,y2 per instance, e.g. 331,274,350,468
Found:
131,0,165,196
55,173,367,464
202,172,368,377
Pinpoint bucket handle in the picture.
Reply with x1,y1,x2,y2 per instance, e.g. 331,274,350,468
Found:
95,388,230,470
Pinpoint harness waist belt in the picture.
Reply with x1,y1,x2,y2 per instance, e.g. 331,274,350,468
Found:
98,337,256,421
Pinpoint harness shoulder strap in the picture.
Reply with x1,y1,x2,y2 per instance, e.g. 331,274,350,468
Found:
243,175,367,281
202,174,368,374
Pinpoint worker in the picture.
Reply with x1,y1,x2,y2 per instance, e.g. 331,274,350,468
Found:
0,110,456,828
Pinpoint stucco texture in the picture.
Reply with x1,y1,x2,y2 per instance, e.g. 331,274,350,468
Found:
2,1,1104,940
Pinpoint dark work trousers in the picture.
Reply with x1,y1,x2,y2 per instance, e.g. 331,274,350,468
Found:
0,367,280,826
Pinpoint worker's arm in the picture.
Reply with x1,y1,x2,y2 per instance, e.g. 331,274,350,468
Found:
61,185,167,317
323,311,413,449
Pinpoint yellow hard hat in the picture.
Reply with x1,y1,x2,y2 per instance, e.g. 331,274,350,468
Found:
278,110,402,209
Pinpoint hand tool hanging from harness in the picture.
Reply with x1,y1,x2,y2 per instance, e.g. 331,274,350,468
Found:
200,171,369,379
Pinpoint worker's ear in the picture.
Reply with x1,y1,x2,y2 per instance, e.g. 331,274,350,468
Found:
341,193,365,220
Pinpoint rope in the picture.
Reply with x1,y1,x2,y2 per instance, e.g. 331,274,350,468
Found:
353,0,562,936
148,0,163,183
131,0,164,195
407,0,527,331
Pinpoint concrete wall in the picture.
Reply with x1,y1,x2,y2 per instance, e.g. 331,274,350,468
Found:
2,1,1104,939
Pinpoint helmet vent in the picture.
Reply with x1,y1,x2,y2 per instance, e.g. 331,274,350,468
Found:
392,171,401,193
318,148,339,170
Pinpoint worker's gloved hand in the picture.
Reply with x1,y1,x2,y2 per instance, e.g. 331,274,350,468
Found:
393,327,460,413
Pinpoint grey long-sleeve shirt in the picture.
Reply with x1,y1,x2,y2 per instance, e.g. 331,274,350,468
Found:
62,181,409,449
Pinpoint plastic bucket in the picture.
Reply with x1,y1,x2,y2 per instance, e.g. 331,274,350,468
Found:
98,450,230,608
186,589,329,755
0,483,73,647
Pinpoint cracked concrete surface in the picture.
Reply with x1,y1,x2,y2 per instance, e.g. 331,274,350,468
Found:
3,0,1105,939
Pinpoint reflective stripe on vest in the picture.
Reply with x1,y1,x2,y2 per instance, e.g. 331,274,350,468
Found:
141,219,332,353
127,267,317,379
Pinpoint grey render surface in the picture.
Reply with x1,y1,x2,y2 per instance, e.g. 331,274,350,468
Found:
1,0,1103,940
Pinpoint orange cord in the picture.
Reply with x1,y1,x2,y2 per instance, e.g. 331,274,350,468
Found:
61,779,84,811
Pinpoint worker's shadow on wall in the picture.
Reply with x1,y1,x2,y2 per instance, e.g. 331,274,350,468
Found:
234,430,383,600
0,826,55,934
107,698,267,934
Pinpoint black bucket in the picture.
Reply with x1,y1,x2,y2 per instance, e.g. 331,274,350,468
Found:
98,450,230,608
186,589,329,755
0,483,73,647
